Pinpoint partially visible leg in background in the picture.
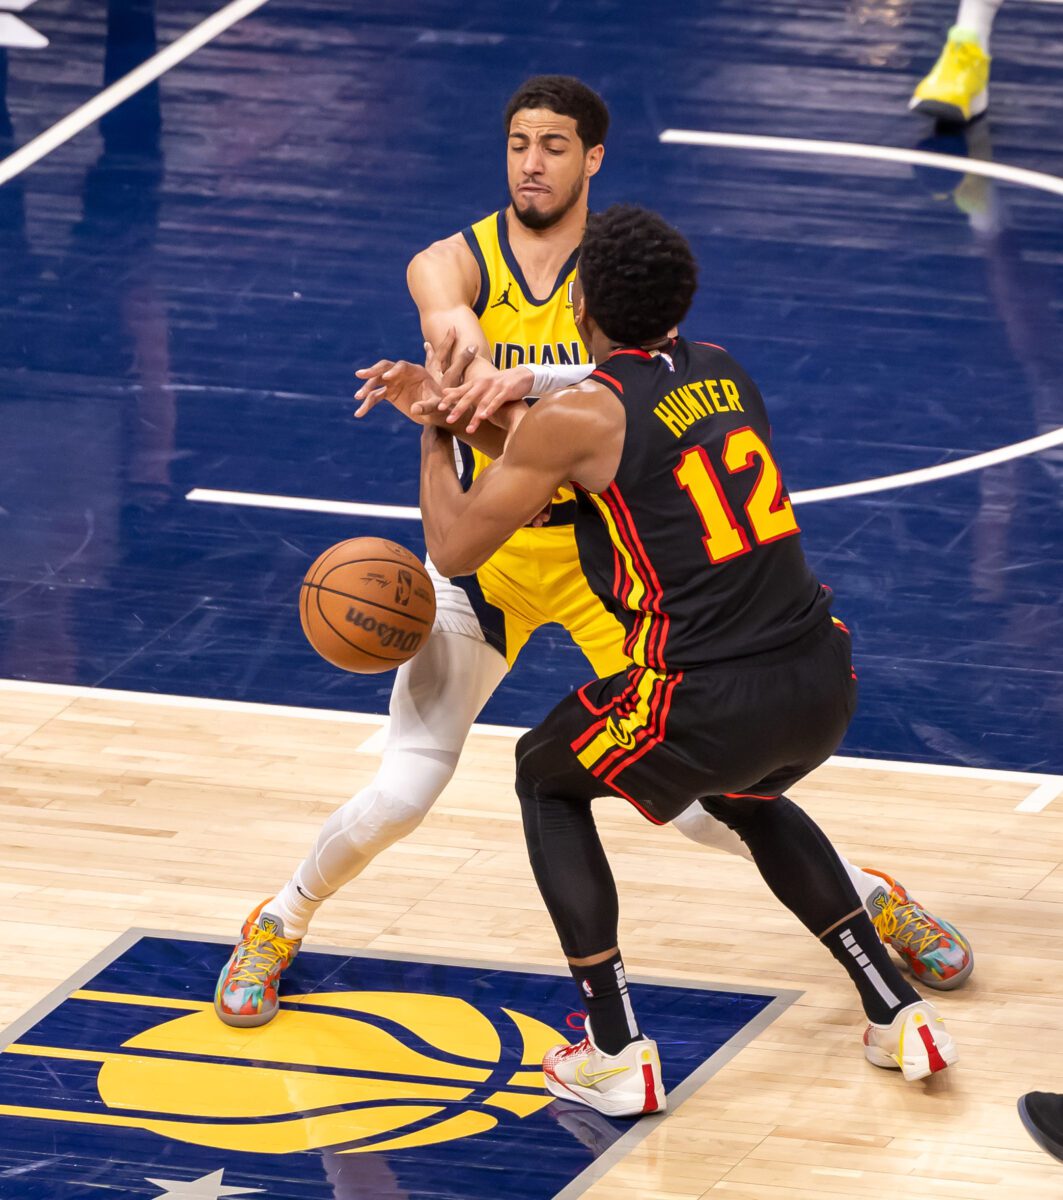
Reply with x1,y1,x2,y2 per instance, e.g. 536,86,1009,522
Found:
910,0,1003,122
671,800,974,990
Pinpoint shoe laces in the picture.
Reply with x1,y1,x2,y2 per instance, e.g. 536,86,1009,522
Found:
872,893,944,958
229,923,297,986
555,1036,592,1061
941,36,985,75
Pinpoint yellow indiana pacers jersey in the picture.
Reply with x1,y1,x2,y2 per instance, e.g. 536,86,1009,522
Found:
461,210,585,500
451,208,628,676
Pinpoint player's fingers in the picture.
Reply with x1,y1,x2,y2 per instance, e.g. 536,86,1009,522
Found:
382,360,415,381
442,375,487,418
435,327,458,374
441,344,479,390
355,359,393,379
353,393,385,418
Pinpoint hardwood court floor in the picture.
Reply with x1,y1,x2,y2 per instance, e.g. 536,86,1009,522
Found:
3,683,1062,1198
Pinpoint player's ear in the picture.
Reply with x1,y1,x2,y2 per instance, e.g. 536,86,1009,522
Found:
584,143,604,177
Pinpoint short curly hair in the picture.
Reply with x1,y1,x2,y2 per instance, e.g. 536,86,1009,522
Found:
579,205,698,345
504,76,610,151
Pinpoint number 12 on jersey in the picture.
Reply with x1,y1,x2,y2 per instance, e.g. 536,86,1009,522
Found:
673,427,800,564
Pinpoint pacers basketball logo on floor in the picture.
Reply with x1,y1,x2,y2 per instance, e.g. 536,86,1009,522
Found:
60,988,559,1154
0,934,792,1199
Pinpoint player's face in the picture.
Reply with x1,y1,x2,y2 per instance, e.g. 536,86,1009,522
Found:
507,110,603,231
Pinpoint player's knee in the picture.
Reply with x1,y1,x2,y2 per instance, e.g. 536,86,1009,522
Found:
698,794,773,835
343,749,458,851
514,730,545,801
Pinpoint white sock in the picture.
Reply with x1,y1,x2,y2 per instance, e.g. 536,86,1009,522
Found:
954,0,1003,49
845,861,888,910
268,881,324,939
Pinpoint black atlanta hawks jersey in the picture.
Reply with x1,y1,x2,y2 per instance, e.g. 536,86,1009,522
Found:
574,337,830,669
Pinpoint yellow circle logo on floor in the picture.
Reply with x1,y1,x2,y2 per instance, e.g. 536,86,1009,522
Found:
97,991,562,1154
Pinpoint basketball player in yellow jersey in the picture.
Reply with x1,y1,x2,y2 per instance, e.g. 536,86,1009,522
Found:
214,77,971,1028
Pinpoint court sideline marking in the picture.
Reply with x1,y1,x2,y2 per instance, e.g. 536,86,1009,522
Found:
658,129,1063,199
186,424,1063,520
0,0,270,187
1,678,1058,811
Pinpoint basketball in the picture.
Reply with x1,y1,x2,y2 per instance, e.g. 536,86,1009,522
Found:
299,537,435,673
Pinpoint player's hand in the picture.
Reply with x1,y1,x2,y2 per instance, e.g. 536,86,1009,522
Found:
524,500,553,528
354,359,440,422
439,365,534,434
418,329,479,416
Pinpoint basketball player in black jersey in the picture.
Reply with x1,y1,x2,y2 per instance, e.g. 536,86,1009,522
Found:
420,205,959,1118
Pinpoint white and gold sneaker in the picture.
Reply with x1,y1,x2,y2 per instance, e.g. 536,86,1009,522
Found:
542,1022,666,1118
863,1000,958,1082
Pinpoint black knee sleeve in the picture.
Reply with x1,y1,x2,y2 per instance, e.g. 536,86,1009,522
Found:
515,770,619,960
700,794,861,936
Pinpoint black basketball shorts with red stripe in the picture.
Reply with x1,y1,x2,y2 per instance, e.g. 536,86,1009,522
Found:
515,617,857,824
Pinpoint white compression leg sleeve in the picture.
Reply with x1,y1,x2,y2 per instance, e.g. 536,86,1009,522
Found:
670,799,885,911
955,0,1003,48
271,628,508,936
671,801,754,861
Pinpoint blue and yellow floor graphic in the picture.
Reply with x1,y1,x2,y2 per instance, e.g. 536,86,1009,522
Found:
0,933,797,1199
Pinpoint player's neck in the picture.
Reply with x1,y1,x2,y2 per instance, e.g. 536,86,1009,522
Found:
505,203,585,293
595,334,673,362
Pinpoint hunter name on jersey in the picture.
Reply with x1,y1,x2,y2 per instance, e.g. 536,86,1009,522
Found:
654,376,745,438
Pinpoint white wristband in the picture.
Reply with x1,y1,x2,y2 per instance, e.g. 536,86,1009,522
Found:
527,361,594,397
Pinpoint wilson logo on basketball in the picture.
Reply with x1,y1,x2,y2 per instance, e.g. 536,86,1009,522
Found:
300,536,436,674
345,606,424,654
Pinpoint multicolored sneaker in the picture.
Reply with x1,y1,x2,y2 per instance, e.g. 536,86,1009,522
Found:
864,869,973,991
863,1000,958,1082
542,1020,666,1119
214,900,301,1027
909,27,990,124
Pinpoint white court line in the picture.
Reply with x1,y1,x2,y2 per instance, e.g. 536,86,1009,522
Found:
791,427,1063,504
659,129,1063,200
187,424,1063,519
0,0,271,187
2,678,1058,808
187,488,420,521
1016,781,1063,813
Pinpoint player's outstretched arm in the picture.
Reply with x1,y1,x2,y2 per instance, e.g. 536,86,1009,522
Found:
420,384,619,578
354,331,518,459
439,362,594,433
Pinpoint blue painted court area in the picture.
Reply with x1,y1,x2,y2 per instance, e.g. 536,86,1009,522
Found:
0,935,783,1199
0,0,1061,773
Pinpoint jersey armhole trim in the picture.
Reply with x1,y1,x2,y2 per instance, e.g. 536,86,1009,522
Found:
591,369,624,396
461,227,490,318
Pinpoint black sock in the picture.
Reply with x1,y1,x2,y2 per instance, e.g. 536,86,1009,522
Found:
820,913,916,1025
700,794,918,1024
569,952,640,1055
